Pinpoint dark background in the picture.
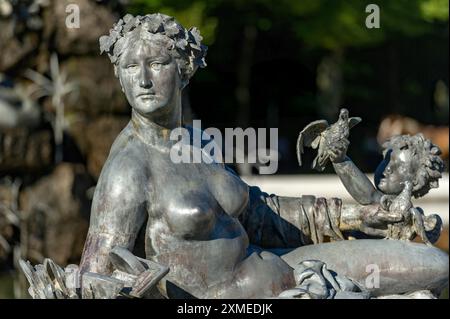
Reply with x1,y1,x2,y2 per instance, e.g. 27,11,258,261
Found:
131,0,449,173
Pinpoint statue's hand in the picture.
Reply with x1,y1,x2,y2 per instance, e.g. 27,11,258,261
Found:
381,208,442,245
359,202,442,245
328,137,349,163
359,204,404,238
366,182,416,240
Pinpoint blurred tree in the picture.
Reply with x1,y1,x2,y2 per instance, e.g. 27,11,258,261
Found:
128,0,218,44
126,0,448,117
125,0,448,172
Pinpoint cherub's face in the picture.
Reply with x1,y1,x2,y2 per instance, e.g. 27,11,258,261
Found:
374,147,418,195
117,31,181,117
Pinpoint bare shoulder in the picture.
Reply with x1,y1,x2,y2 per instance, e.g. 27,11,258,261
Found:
93,124,148,205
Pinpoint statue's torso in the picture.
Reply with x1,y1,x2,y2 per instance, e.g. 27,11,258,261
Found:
102,123,251,293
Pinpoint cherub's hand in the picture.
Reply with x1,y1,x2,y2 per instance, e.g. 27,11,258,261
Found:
328,138,349,163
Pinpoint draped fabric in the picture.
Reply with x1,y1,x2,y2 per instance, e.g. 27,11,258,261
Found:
240,186,344,249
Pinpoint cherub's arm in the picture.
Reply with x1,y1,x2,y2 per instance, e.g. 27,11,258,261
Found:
332,156,383,205
326,138,383,205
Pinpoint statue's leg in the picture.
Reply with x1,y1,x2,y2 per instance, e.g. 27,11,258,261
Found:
281,239,449,297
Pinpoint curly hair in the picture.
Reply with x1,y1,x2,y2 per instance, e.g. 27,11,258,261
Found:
381,133,445,198
99,13,207,83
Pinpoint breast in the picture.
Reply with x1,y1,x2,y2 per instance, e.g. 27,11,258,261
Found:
147,151,249,241
164,191,218,240
206,166,249,218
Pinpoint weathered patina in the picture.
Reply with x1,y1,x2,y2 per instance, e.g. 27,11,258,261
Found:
20,13,448,299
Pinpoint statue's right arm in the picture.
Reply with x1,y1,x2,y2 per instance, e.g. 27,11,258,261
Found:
332,156,383,205
79,157,147,275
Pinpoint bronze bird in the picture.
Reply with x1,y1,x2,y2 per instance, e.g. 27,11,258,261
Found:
296,108,361,171
387,181,413,215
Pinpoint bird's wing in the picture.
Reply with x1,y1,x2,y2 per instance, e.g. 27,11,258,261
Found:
299,120,328,147
296,134,305,166
296,120,328,166
310,135,322,149
348,117,362,129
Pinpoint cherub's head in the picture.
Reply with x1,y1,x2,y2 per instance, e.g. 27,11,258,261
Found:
374,133,444,198
99,13,207,117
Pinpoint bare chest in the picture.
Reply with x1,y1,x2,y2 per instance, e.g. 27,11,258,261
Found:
145,149,249,241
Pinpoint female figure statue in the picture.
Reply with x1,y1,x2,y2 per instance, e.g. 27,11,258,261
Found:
76,13,447,299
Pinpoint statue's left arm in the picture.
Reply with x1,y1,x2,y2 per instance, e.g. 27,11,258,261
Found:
239,184,386,249
219,160,394,249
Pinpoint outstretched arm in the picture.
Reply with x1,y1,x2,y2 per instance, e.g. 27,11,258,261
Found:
332,156,383,205
240,185,346,248
240,184,404,249
325,136,383,205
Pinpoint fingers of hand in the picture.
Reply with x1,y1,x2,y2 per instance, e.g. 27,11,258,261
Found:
363,207,403,227
360,224,388,237
329,149,339,161
328,139,348,161
377,209,404,223
333,139,348,151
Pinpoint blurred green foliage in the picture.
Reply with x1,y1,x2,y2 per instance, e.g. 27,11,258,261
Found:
128,0,218,44
127,0,448,50
124,0,448,173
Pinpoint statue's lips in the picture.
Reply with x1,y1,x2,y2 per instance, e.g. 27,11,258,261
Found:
136,92,156,98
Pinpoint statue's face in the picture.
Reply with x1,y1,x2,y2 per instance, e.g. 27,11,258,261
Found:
117,32,181,117
374,147,418,195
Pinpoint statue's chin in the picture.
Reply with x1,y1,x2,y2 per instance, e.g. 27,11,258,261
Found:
376,180,398,196
133,101,169,117
374,178,385,192
376,179,385,189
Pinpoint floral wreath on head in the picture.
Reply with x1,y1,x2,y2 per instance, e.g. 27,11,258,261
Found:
99,13,207,80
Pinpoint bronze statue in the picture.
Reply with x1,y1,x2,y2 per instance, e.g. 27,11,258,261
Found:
20,13,448,299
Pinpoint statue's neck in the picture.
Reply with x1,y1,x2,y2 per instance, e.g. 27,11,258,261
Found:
131,108,181,150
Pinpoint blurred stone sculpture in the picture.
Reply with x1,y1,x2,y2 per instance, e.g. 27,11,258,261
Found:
0,83,42,130
20,13,448,299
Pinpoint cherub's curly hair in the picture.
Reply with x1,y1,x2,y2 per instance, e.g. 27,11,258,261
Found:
382,133,445,198
99,13,207,83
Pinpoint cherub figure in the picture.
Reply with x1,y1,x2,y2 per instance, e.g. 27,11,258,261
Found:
330,130,444,244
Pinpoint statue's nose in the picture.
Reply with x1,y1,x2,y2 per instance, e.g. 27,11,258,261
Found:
139,66,153,88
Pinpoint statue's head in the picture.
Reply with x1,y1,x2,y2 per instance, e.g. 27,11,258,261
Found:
374,133,444,198
99,13,207,117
